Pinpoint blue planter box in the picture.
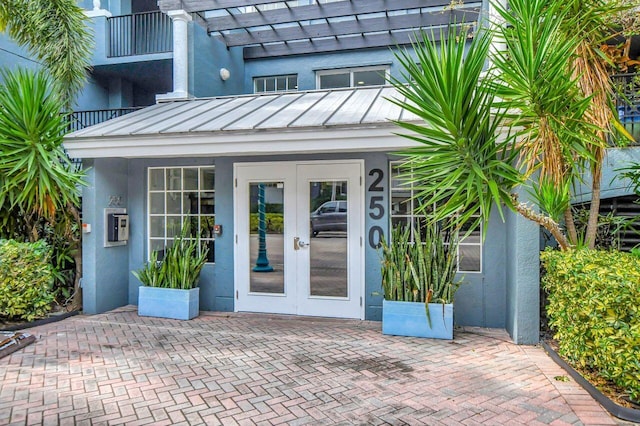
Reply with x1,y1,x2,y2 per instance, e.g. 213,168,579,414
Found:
138,286,199,320
382,300,453,340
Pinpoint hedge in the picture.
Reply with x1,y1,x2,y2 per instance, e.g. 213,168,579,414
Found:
0,239,55,321
541,248,640,402
250,213,284,233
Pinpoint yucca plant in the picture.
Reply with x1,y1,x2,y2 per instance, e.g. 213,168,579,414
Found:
380,221,461,305
390,0,634,251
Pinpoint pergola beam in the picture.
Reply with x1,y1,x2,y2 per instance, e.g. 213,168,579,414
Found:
219,9,478,47
243,26,468,59
204,0,457,32
157,0,480,57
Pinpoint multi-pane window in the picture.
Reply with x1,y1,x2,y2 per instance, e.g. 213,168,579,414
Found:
389,161,482,273
148,167,215,263
317,66,388,89
254,75,298,93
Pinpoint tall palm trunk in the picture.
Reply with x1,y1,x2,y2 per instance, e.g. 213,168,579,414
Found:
571,41,611,249
564,208,579,245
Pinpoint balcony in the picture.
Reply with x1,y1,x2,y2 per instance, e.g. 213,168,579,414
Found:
107,11,172,58
66,108,142,133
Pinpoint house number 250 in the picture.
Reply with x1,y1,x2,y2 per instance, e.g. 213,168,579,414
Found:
368,168,384,249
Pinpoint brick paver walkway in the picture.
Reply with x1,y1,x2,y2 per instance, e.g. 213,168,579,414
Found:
0,306,620,425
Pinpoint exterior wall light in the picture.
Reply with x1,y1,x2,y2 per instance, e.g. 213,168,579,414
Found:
220,68,231,81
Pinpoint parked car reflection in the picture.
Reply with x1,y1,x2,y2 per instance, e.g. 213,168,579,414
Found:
310,200,347,237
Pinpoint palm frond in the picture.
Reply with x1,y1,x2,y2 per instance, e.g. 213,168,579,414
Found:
388,28,522,235
0,0,93,105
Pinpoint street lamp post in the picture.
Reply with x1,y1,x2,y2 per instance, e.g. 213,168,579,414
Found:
253,183,273,272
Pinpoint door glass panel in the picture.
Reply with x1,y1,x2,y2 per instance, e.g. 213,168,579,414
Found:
249,182,285,294
309,181,348,297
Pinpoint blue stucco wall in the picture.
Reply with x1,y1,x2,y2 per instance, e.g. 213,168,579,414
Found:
454,210,507,328
84,152,510,329
81,158,131,314
74,75,110,110
505,191,541,344
243,47,416,94
190,24,244,98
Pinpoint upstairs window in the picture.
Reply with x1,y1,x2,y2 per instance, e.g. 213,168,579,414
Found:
317,66,388,89
254,75,298,93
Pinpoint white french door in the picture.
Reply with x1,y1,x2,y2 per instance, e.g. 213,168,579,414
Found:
234,161,363,319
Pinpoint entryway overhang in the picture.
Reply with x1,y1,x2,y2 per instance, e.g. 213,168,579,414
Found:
63,86,421,159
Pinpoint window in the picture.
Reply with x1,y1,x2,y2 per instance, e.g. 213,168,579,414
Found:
148,167,215,263
317,66,388,89
254,75,298,93
389,161,482,272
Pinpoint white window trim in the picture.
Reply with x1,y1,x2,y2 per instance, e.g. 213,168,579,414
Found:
315,65,390,89
388,160,483,273
147,166,216,263
253,74,298,93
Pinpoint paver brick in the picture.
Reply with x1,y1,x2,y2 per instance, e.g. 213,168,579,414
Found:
0,307,624,425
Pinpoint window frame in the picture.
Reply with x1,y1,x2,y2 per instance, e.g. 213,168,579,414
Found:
147,166,216,264
253,74,298,93
315,65,389,89
388,160,482,273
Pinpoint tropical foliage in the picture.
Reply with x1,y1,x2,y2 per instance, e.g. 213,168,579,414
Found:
0,0,92,106
0,69,84,232
133,224,209,290
0,69,86,308
0,239,55,321
542,249,640,401
380,222,460,304
390,0,634,249
0,1,91,310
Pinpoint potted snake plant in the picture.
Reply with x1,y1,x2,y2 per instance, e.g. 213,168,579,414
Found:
133,224,208,320
380,221,461,339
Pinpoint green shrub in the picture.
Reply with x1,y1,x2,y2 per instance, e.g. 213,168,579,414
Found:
541,248,640,401
0,239,55,321
250,213,284,233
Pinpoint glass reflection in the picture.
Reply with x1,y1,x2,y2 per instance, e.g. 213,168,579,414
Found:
249,182,285,294
309,181,347,297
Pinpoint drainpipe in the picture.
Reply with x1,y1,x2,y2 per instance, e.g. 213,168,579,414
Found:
157,9,192,101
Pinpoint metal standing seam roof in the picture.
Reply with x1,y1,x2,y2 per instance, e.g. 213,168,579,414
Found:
65,85,421,139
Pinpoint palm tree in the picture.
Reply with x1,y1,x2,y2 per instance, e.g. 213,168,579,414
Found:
0,0,93,106
391,0,630,250
0,69,87,308
0,1,92,309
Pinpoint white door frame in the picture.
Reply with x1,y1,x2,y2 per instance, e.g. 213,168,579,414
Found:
233,160,365,319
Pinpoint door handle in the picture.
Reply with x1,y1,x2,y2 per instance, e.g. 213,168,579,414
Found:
294,237,310,250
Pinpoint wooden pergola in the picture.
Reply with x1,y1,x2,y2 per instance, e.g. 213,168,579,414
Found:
157,0,481,59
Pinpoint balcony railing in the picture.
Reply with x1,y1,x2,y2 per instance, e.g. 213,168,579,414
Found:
107,11,172,58
65,108,142,133
612,73,640,143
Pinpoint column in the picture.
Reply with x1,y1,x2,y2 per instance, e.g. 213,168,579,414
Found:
158,9,192,100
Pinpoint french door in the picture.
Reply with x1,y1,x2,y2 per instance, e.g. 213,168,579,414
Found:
234,161,363,319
